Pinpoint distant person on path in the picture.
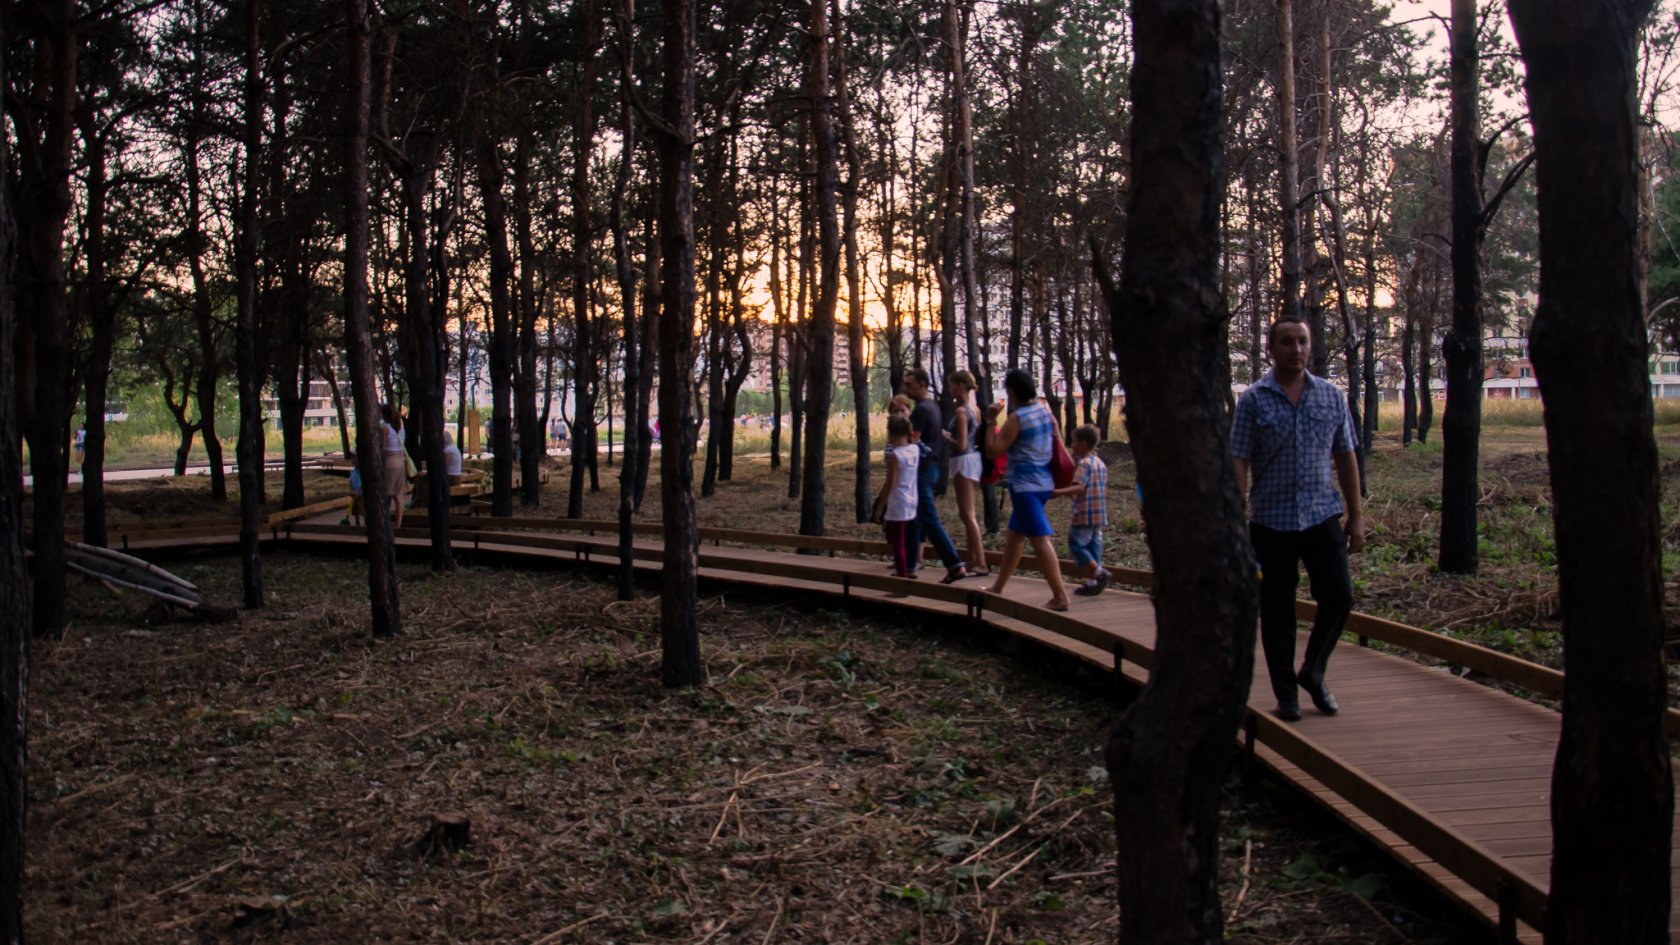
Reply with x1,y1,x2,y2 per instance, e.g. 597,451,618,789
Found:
342,450,364,526
902,368,971,584
73,423,86,468
873,415,921,580
1233,317,1366,722
1057,424,1112,596
943,370,988,577
442,431,463,485
380,403,410,530
984,369,1070,611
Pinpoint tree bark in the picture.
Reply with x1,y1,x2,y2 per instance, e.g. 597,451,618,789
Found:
1099,0,1257,940
185,3,226,503
656,0,702,688
833,0,870,523
15,0,78,639
800,0,840,540
569,0,600,518
345,0,400,638
1439,0,1484,574
77,110,114,547
1507,2,1672,942
612,0,639,599
0,23,31,940
1274,0,1303,324
513,132,543,508
235,0,266,609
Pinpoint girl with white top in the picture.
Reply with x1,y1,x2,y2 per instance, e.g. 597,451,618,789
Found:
873,415,921,579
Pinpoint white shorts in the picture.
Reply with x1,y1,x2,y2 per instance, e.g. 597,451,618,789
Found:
950,450,982,483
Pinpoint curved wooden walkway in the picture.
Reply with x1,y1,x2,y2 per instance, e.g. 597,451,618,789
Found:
113,500,1680,944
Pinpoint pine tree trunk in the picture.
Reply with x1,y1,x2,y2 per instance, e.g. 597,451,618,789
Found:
656,0,702,688
1438,0,1484,574
235,0,266,608
612,0,640,599
1275,0,1303,324
79,120,115,547
345,0,400,637
1506,1,1672,941
1101,0,1258,938
0,24,32,940
514,132,543,508
568,0,600,517
833,0,870,523
800,0,840,541
17,0,77,639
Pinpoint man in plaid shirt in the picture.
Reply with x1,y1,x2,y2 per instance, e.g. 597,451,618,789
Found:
1056,424,1112,596
1232,318,1366,722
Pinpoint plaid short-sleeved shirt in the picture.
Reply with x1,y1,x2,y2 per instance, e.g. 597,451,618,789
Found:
1071,453,1108,528
1231,371,1357,532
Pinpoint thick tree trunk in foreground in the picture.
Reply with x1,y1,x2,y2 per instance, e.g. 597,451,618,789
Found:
345,0,400,638
17,0,77,640
0,26,31,942
1099,0,1256,939
657,0,702,688
1438,0,1484,575
1507,1,1672,942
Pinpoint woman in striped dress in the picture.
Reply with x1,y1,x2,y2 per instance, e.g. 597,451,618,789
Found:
983,369,1071,611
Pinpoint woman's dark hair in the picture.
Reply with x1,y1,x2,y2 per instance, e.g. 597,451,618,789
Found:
1003,368,1037,403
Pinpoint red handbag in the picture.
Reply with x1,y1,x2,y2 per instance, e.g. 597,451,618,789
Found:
1050,434,1075,490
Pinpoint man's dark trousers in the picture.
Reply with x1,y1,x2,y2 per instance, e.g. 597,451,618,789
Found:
1251,517,1353,710
906,458,963,574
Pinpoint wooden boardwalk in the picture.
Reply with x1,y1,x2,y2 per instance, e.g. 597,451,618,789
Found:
120,507,1680,944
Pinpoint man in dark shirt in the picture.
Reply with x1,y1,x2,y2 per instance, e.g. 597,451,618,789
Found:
903,368,970,583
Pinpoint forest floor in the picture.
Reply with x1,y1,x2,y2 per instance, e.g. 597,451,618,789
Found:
27,421,1680,943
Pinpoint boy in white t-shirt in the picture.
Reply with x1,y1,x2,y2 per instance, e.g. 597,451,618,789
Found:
873,415,921,579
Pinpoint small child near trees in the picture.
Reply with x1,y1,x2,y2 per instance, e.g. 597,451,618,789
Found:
342,451,364,527
873,415,921,580
1054,424,1112,596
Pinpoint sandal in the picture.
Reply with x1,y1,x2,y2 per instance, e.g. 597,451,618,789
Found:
939,569,971,585
967,568,991,578
1045,598,1070,612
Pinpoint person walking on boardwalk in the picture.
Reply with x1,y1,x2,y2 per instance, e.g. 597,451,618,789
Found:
873,414,921,580
902,368,971,584
983,369,1071,611
1232,317,1366,722
943,370,989,577
379,403,411,530
1056,424,1112,596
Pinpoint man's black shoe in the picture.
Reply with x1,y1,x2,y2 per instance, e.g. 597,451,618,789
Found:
1297,674,1339,715
1272,703,1302,722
